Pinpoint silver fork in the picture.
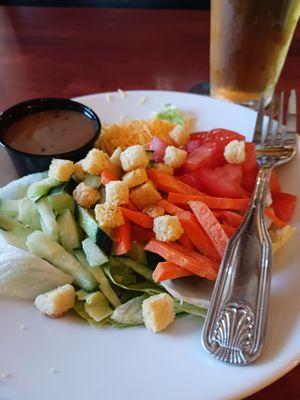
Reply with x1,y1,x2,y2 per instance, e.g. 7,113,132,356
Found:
202,90,297,365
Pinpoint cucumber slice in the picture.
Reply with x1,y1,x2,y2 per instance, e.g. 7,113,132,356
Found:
36,198,58,240
84,174,101,189
74,250,121,308
82,238,108,267
0,213,22,231
0,199,18,217
17,198,40,230
127,242,147,265
48,183,68,195
27,177,61,201
48,193,75,215
76,206,113,254
58,209,81,251
27,231,97,291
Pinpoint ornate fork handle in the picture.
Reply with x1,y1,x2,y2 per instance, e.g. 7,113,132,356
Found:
202,165,273,365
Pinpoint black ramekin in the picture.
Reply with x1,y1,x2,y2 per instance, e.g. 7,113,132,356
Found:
0,97,101,176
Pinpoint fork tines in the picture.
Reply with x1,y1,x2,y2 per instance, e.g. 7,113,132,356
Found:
253,90,297,148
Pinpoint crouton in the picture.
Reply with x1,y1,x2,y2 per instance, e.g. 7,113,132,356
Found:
34,284,75,318
122,167,148,188
73,182,100,208
224,140,246,164
120,145,148,171
153,215,183,242
164,146,187,168
110,146,122,166
142,293,175,332
48,159,75,182
73,161,86,182
168,124,189,146
82,149,110,175
105,180,129,205
130,180,162,208
94,203,124,229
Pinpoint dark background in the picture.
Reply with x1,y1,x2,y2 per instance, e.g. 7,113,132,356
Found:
1,0,210,9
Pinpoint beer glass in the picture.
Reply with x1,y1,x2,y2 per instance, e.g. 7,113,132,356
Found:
210,0,300,106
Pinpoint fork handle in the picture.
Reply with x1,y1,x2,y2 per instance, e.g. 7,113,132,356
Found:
202,166,273,365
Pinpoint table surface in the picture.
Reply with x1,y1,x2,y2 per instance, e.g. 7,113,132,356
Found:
0,6,299,400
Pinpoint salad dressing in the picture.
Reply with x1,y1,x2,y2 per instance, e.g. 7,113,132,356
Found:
3,110,97,155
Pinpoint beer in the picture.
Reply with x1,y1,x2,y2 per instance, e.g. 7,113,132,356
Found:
210,0,300,106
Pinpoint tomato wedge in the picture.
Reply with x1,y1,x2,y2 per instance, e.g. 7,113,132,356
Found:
242,142,258,192
184,142,226,171
180,164,249,198
270,171,281,194
189,129,245,143
272,192,297,223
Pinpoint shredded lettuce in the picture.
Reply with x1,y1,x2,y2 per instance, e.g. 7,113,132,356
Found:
75,290,112,323
174,300,207,318
73,300,111,328
104,260,162,295
84,292,112,322
111,295,147,326
116,256,153,282
157,104,184,126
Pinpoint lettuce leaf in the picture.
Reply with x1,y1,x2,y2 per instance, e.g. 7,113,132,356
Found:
161,276,213,309
0,172,47,200
0,230,73,299
157,104,184,126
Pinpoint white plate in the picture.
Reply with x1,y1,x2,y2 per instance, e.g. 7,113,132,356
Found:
0,91,299,400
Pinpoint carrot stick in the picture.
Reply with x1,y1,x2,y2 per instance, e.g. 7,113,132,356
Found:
114,219,131,255
189,201,229,259
167,192,249,210
265,207,285,228
221,224,236,238
213,210,244,227
131,224,154,242
127,199,139,211
153,261,193,282
158,199,219,260
101,169,118,185
120,207,153,228
178,232,194,251
145,239,217,281
147,168,203,195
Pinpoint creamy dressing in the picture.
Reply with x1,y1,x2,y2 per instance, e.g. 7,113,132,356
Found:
3,110,97,155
